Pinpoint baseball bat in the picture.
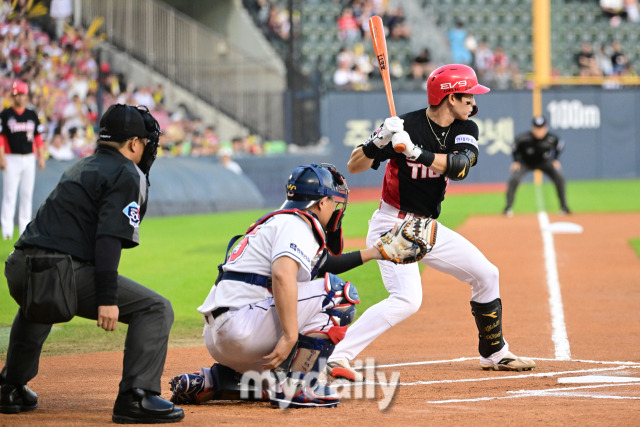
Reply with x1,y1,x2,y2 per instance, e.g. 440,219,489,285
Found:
369,15,404,153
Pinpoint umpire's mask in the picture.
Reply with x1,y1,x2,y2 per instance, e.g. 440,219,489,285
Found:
135,105,162,176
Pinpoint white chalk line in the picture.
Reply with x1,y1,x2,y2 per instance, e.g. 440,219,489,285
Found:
371,357,640,369
428,382,640,404
535,181,571,360
345,364,640,387
338,358,640,402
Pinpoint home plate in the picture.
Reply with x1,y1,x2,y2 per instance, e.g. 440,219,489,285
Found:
558,375,640,384
548,222,583,234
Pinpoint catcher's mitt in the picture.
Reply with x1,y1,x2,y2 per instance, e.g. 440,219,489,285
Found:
374,217,438,264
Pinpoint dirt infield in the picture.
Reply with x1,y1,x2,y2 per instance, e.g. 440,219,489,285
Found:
2,212,639,426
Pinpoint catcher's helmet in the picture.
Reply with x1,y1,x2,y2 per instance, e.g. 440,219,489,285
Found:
281,163,349,211
426,64,489,106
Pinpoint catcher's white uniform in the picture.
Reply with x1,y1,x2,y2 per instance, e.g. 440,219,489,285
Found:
198,213,335,374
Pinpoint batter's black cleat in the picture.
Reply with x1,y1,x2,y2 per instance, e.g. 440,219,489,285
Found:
112,388,184,424
0,384,38,414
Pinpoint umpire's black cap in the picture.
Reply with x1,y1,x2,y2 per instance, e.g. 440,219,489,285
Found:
532,116,547,127
99,104,148,143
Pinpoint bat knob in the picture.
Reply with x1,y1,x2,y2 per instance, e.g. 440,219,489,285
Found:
394,143,406,153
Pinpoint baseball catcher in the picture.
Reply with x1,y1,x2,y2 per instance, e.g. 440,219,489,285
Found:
168,163,436,409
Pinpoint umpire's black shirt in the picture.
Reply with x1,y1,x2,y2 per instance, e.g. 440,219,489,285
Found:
16,145,149,262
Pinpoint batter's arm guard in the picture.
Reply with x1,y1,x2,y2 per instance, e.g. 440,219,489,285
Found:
445,148,476,181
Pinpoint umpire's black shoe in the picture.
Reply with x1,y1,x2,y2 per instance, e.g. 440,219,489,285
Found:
112,388,184,424
0,384,38,414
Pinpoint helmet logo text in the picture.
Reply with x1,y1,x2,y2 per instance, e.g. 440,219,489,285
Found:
440,80,467,90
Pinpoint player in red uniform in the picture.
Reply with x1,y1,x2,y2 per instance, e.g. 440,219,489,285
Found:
325,64,536,382
0,81,46,240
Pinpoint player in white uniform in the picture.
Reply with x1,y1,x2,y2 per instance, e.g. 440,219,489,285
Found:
169,164,389,409
324,64,536,383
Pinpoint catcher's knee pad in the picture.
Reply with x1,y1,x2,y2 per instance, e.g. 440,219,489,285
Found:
322,273,360,329
470,298,506,358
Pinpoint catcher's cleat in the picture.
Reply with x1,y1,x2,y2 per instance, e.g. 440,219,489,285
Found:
0,384,38,414
480,352,536,372
270,383,340,409
324,359,364,382
169,373,213,404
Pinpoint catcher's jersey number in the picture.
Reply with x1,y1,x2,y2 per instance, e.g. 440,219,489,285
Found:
228,228,259,263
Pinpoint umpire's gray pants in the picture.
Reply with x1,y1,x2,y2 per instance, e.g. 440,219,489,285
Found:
1,247,174,395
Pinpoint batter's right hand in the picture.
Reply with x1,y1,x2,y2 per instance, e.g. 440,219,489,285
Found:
262,334,297,370
393,131,421,160
382,116,404,137
97,305,119,331
510,162,521,172
0,157,5,170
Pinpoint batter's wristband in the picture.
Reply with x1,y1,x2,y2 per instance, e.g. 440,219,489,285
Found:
95,270,119,306
416,149,435,167
361,141,381,159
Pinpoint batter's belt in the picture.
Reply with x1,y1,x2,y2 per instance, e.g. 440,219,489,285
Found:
379,199,427,220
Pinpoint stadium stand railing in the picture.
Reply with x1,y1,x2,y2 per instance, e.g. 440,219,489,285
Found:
79,0,285,141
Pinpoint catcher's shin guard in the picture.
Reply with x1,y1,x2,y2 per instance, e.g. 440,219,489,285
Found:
270,332,340,409
209,363,268,401
170,363,269,404
470,298,506,358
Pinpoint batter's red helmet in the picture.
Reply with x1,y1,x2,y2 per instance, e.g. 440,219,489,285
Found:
426,64,489,106
11,80,28,95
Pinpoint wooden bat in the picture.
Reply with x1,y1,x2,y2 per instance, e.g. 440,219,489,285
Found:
369,15,404,153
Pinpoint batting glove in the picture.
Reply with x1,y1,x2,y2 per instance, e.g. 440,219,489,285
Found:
392,131,421,160
371,116,404,148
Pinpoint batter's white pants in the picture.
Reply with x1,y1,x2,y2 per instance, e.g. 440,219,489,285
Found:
1,153,36,239
330,201,510,364
203,277,334,374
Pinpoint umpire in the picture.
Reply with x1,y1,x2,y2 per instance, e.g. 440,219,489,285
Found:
0,104,184,423
503,116,571,216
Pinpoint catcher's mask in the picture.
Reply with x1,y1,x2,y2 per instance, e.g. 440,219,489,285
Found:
280,163,349,216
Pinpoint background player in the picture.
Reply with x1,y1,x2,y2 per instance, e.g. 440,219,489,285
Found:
0,81,46,240
0,104,184,423
324,64,536,382
503,116,571,216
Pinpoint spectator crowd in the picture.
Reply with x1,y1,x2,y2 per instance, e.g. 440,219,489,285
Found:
1,0,262,165
246,0,638,92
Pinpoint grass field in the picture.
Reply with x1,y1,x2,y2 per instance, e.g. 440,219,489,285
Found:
0,179,639,357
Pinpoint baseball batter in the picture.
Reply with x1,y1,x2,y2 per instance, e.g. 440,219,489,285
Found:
325,64,536,382
0,81,46,240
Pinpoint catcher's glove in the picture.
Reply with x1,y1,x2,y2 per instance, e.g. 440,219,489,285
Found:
374,217,438,264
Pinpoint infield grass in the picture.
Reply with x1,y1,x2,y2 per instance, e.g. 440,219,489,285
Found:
0,179,639,357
